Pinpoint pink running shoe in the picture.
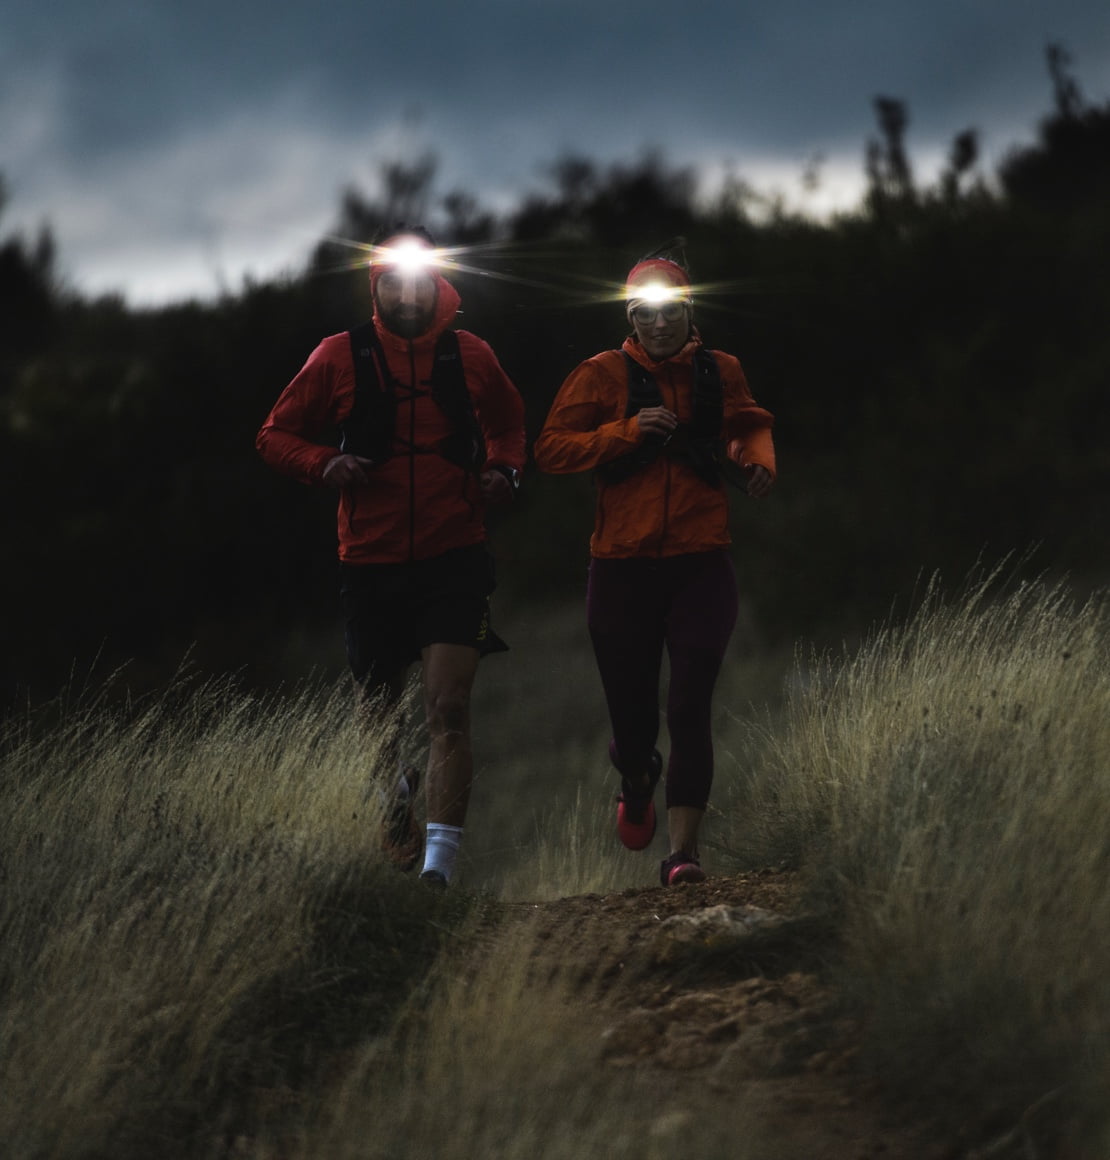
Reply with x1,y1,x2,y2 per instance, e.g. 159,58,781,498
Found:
660,850,706,886
616,794,657,851
612,744,662,851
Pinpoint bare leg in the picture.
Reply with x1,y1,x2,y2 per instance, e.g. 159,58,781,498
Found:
667,805,705,857
420,643,480,828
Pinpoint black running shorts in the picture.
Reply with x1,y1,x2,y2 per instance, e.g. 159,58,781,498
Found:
339,543,506,689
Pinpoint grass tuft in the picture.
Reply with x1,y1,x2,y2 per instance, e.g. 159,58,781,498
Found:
730,569,1110,1145
0,672,477,1158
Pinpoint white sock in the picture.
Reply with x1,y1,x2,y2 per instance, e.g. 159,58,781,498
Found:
422,823,464,882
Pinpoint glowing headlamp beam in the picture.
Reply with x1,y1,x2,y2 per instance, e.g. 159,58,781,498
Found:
319,236,745,311
370,238,446,274
625,281,689,307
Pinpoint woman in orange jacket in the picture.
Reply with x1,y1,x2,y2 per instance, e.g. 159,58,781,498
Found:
534,252,775,886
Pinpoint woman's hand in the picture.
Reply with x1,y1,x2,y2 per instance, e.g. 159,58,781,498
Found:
636,406,678,440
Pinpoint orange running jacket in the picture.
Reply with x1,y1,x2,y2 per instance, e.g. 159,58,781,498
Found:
533,334,775,559
256,275,526,565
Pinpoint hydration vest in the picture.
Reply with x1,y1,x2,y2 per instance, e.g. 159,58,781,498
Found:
340,322,485,472
596,348,724,485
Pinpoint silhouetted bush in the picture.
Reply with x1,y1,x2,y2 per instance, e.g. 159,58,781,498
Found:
2,47,1107,703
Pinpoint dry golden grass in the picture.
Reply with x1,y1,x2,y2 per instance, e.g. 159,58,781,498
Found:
6,572,1110,1156
0,673,475,1158
727,570,1110,1145
492,784,653,900
0,649,775,1159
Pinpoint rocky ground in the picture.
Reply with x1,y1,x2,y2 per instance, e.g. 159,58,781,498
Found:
497,871,964,1160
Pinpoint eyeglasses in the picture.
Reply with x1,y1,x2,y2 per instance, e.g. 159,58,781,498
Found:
630,301,688,325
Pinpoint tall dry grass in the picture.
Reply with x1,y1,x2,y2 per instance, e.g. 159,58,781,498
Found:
0,597,795,1160
728,571,1110,1147
0,672,477,1159
0,643,786,1160
12,571,1110,1156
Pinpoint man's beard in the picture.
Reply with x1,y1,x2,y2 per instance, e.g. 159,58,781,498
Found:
379,303,433,338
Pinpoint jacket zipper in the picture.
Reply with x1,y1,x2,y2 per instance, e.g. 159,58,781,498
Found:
658,367,674,556
407,342,417,562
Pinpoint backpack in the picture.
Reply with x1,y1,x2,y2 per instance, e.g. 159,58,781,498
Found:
595,348,724,485
340,323,485,472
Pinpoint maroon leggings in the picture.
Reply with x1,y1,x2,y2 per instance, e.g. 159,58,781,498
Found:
586,550,738,810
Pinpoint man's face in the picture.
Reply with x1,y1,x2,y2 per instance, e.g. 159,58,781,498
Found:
628,294,691,361
375,268,438,338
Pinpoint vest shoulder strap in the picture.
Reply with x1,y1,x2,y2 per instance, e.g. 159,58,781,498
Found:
428,331,485,472
342,322,393,462
596,348,723,484
622,351,662,416
341,325,482,471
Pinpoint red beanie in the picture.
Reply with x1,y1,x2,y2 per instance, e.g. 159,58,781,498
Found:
625,258,690,298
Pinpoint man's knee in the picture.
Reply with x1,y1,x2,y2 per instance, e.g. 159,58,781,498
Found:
424,684,472,737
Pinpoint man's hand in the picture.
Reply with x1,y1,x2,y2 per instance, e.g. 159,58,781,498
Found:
322,453,375,487
744,464,774,499
636,406,678,440
480,469,513,506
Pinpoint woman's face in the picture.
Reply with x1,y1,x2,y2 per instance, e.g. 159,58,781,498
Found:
629,298,691,360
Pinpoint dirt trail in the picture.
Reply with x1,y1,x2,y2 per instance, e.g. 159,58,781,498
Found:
497,870,952,1160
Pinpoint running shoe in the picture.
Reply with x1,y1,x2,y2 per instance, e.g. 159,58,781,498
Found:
660,850,706,886
613,744,662,851
382,765,423,872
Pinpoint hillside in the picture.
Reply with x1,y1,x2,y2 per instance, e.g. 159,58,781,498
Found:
3,569,1107,1159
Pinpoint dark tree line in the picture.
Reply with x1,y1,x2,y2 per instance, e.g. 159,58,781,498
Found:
2,48,1108,705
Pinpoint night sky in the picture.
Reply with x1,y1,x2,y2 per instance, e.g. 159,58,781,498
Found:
3,0,1107,304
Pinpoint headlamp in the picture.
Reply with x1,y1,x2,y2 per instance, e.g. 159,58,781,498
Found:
371,236,444,274
627,280,685,306
626,280,690,324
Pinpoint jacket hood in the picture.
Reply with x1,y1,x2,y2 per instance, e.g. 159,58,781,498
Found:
371,269,462,351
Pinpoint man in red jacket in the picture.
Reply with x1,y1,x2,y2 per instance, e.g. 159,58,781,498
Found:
257,227,526,887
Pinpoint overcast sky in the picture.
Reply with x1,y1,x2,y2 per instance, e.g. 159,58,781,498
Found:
3,0,1107,306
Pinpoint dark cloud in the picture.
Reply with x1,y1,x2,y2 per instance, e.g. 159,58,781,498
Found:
3,0,1107,302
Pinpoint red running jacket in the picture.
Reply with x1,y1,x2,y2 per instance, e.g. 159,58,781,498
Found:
257,275,526,565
